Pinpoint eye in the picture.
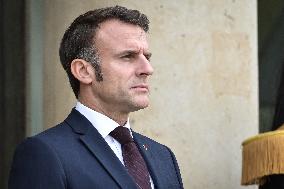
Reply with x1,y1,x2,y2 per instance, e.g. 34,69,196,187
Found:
144,53,152,61
121,53,136,60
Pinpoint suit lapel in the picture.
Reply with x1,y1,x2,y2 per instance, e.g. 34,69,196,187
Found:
133,132,163,189
65,109,137,189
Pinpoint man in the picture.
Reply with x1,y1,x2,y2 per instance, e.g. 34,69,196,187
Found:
9,6,183,189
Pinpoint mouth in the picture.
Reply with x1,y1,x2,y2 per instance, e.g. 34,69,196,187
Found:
131,84,149,92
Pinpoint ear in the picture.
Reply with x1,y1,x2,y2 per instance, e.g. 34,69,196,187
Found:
70,59,94,84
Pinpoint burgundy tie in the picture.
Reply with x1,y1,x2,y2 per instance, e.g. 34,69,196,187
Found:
110,126,151,189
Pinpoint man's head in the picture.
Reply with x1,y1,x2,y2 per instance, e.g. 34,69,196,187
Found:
59,6,149,98
59,6,153,119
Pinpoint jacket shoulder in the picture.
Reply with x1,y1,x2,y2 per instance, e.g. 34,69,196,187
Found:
9,131,67,189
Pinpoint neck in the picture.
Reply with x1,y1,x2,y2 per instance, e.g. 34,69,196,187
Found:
78,98,129,126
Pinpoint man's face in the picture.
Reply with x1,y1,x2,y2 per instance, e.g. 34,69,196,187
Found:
89,19,153,114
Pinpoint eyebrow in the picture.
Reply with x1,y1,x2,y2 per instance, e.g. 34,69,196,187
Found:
117,49,152,57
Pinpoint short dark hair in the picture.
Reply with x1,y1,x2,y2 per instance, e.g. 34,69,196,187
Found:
59,5,150,98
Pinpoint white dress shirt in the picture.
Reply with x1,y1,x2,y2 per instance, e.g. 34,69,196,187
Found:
75,101,154,188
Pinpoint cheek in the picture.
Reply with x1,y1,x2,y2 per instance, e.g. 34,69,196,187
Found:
102,65,135,88
102,77,127,95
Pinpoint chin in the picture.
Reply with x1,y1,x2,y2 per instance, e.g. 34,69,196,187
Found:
127,95,150,111
130,100,149,112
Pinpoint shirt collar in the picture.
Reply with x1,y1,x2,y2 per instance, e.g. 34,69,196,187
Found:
75,101,131,139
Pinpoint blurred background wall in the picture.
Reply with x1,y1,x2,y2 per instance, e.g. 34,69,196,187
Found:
3,0,276,189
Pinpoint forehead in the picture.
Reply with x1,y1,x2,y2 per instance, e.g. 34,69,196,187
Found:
94,19,149,51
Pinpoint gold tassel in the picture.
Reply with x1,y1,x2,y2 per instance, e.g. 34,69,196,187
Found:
241,126,284,185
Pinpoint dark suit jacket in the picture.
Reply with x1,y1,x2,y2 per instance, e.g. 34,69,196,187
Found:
9,109,183,189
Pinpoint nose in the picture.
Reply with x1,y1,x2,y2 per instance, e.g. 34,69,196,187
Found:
136,55,154,77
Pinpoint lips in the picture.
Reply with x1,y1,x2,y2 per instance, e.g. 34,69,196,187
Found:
131,84,149,92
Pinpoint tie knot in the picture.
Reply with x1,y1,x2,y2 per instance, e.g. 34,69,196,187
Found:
109,126,133,145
